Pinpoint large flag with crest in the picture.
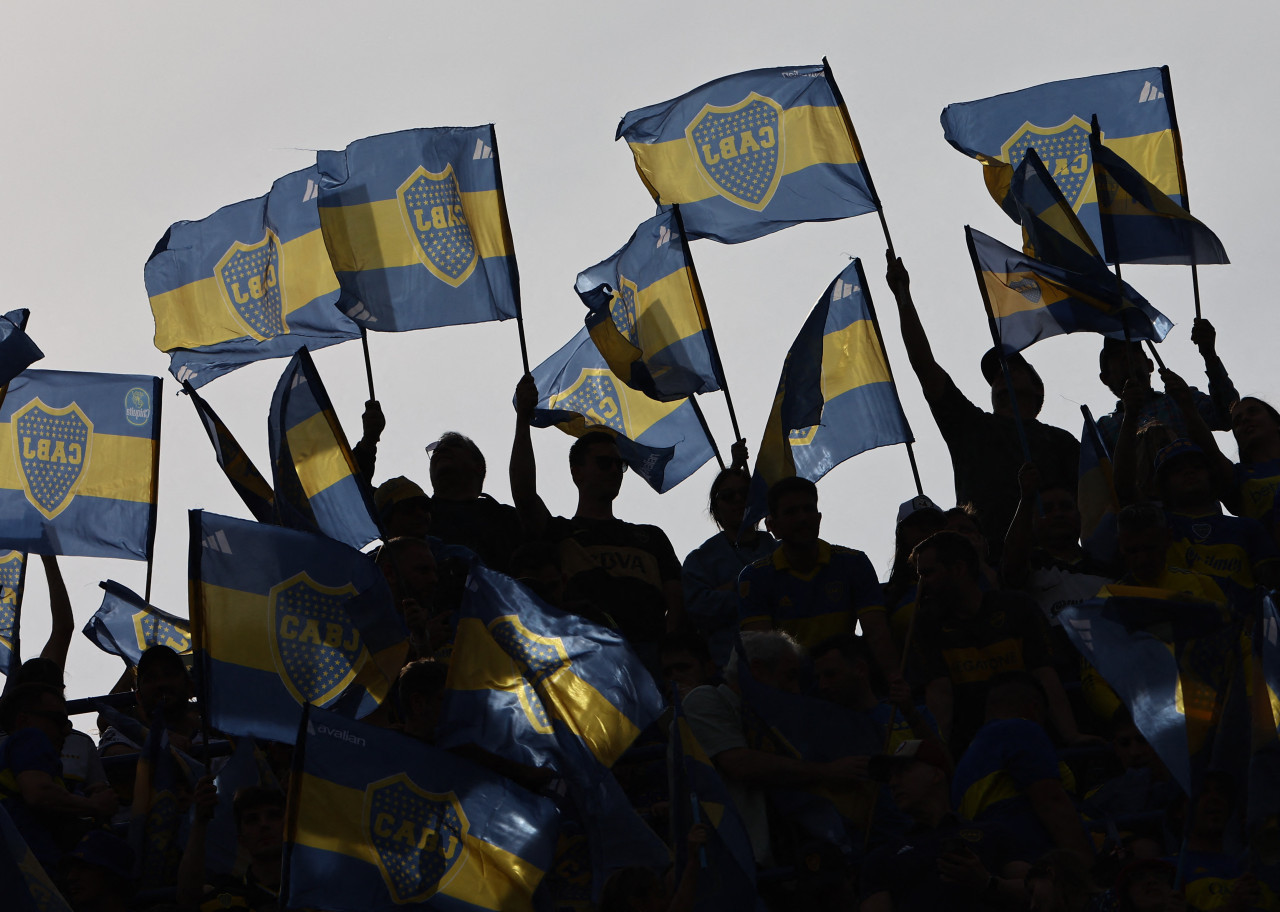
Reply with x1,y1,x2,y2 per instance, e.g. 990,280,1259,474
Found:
525,327,715,493
145,166,362,388
0,552,25,677
189,510,407,744
82,580,191,666
284,707,558,912
941,67,1183,253
576,208,724,402
0,371,161,560
617,62,878,244
316,126,519,332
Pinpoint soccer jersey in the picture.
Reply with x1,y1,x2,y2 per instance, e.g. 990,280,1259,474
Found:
1166,511,1280,595
1232,458,1280,528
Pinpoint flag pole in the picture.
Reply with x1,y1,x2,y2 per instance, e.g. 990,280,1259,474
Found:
824,57,895,257
687,396,725,471
188,511,214,767
359,327,376,400
487,126,531,374
1161,66,1203,320
671,205,743,445
144,378,163,603
853,259,923,496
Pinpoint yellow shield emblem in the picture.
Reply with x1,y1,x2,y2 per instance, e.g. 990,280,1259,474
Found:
397,164,478,288
685,92,785,211
268,572,368,708
364,773,468,904
1000,116,1094,211
216,230,289,342
12,398,92,520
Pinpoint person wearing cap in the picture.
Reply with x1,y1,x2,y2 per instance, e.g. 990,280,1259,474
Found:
425,431,522,573
885,252,1079,558
374,475,432,540
883,495,947,659
60,830,135,912
860,739,1034,911
1094,322,1237,457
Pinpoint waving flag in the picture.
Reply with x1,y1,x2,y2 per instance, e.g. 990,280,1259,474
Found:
184,382,275,524
942,67,1182,251
0,805,73,912
0,310,43,390
0,371,161,560
0,552,24,677
1078,406,1120,544
82,580,190,666
525,327,715,493
189,510,407,743
284,708,557,912
130,712,202,888
317,126,519,332
618,62,878,243
1009,147,1102,269
576,208,724,402
269,349,380,549
145,167,361,388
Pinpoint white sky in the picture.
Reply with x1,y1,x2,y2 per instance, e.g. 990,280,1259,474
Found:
2,2,1274,702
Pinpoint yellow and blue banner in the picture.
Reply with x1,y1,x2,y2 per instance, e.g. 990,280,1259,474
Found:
1010,147,1102,271
82,580,190,667
269,349,380,550
0,371,161,561
744,259,912,529
966,225,1172,354
617,62,878,244
184,381,274,524
316,126,519,332
526,327,715,493
130,712,202,888
284,707,558,912
145,167,362,389
189,510,407,744
942,67,1182,252
0,552,25,678
1089,121,1228,266
1260,595,1280,741
576,208,724,402
1078,406,1120,545
0,310,42,390
0,805,73,912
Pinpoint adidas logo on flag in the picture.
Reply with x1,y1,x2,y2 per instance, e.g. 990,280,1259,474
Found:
291,373,308,390
473,138,493,160
1068,618,1093,649
1138,81,1165,103
655,226,673,248
343,300,377,323
302,179,319,202
176,365,198,383
203,529,233,553
831,279,860,301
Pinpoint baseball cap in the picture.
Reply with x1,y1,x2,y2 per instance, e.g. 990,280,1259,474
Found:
979,347,1041,389
897,494,943,525
374,476,430,521
1153,439,1206,476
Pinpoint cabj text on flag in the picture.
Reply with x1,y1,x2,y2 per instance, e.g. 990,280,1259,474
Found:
83,580,190,666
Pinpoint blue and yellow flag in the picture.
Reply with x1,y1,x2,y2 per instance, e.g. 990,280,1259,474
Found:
0,371,160,561
0,310,43,390
942,67,1182,252
189,510,407,744
1089,122,1228,266
1010,147,1102,271
967,225,1172,354
617,62,878,244
269,349,380,550
130,712,202,888
183,382,275,524
145,167,361,389
526,327,715,493
1259,595,1280,741
1078,406,1120,544
0,805,73,912
576,208,724,402
284,707,557,912
316,126,519,332
744,260,912,529
82,580,190,666
0,552,24,678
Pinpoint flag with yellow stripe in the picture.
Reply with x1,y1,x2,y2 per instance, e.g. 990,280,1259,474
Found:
145,166,361,389
617,62,878,244
284,707,557,912
0,371,160,560
269,349,380,550
316,126,519,332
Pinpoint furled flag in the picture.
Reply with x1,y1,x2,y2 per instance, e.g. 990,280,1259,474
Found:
0,552,24,678
576,207,724,402
743,260,912,529
82,580,191,666
0,805,74,912
129,712,203,888
0,371,161,560
189,510,407,744
1009,147,1102,270
316,126,519,332
525,327,715,493
965,226,1172,355
1089,119,1228,266
284,707,558,912
145,166,362,388
269,349,380,549
1078,406,1120,546
617,61,879,244
0,310,43,391
941,67,1182,252
183,381,275,524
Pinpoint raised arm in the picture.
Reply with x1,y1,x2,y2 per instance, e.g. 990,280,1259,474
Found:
885,250,951,403
351,399,384,483
1190,319,1239,430
38,555,73,669
509,374,549,537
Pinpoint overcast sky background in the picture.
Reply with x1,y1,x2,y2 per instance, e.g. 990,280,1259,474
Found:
2,2,1273,703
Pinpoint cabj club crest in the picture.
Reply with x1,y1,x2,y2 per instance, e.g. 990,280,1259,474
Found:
490,614,570,735
609,275,640,346
548,369,630,436
0,552,21,655
1001,116,1094,211
397,164,478,288
12,398,92,520
132,610,190,654
267,572,367,707
216,230,288,342
685,92,784,211
364,773,468,904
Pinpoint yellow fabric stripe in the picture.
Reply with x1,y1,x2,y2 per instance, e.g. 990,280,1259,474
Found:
286,411,355,499
637,268,706,350
319,191,510,273
0,430,154,503
296,772,543,911
201,583,273,671
958,769,1021,820
150,230,337,350
629,104,858,203
982,270,1079,317
1108,131,1180,196
819,318,890,400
